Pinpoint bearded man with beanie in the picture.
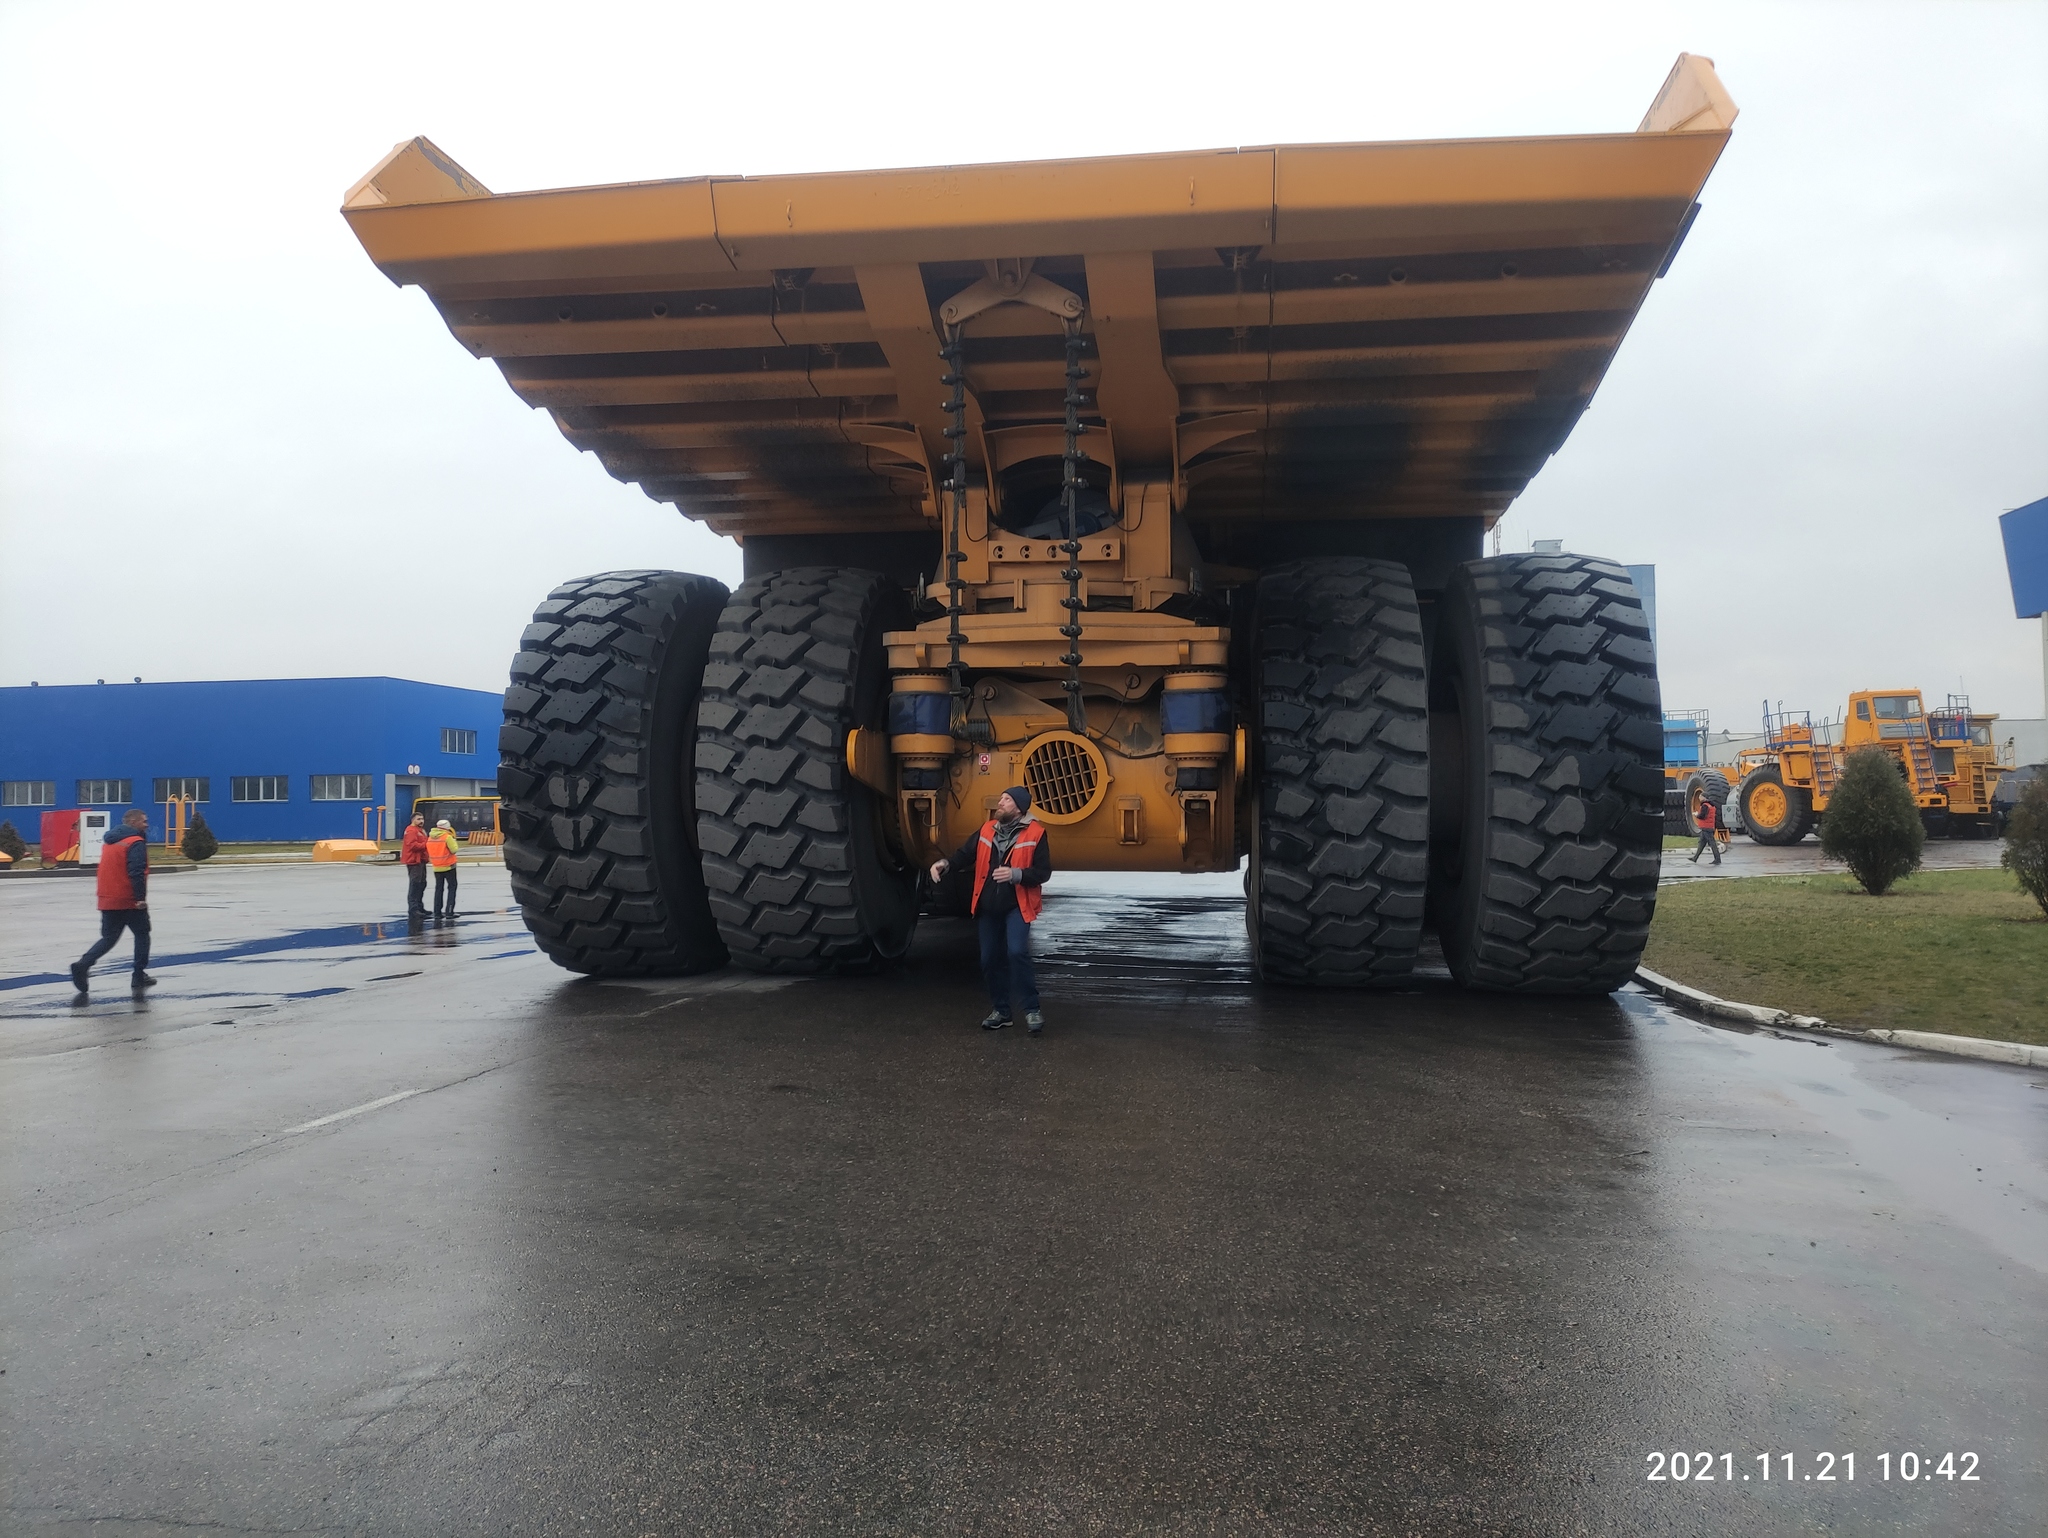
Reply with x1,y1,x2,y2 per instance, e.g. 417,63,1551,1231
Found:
929,786,1052,1035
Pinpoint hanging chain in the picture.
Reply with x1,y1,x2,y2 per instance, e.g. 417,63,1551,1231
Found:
1058,317,1088,734
939,321,972,734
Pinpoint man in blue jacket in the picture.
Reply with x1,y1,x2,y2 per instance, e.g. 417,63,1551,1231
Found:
72,809,155,993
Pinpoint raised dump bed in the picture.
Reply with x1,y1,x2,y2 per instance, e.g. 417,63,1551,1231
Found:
345,55,1735,995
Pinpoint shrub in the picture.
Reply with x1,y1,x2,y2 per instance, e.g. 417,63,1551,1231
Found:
2002,775,2048,918
180,812,219,862
0,819,25,861
1820,747,1924,894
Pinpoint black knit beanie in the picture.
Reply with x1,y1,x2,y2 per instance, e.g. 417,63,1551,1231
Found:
1002,785,1032,814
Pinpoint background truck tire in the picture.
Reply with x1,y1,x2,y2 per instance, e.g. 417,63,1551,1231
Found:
1736,764,1813,844
499,570,731,975
696,568,920,973
1663,785,1691,837
1247,558,1430,985
1683,769,1730,819
1429,553,1664,993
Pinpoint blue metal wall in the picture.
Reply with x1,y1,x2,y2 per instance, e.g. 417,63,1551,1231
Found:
0,677,502,842
2000,495,2048,619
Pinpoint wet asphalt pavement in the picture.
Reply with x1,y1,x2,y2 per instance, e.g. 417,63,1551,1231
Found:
3,864,2043,1536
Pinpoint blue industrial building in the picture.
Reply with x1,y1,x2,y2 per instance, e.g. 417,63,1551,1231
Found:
0,678,502,844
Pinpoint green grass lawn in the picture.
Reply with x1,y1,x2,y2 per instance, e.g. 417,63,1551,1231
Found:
1644,869,2046,1045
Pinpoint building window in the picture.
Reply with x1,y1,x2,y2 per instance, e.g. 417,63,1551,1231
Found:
442,728,478,756
152,777,210,803
311,774,375,801
76,779,134,806
231,776,289,803
2,781,55,807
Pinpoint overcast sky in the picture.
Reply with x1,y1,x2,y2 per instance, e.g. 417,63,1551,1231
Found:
2,0,2043,736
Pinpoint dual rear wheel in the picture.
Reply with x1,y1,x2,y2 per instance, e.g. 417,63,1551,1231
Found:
503,553,1664,995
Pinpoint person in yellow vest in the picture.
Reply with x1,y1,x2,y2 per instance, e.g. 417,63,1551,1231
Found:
929,787,1052,1035
428,817,462,919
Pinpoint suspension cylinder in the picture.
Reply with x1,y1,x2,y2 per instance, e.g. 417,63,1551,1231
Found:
888,674,954,790
1162,671,1232,791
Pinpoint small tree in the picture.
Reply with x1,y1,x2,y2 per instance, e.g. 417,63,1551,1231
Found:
0,819,25,862
1820,746,1924,895
181,812,219,862
2001,774,2048,918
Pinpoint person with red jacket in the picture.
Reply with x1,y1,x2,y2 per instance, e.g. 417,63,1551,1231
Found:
400,811,431,917
929,786,1052,1035
1690,793,1722,866
71,809,155,994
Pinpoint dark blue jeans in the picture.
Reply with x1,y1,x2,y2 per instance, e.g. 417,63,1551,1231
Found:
79,909,151,976
977,905,1039,1015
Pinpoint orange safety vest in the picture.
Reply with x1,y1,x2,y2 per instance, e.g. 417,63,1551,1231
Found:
428,829,461,869
96,830,147,911
971,818,1045,922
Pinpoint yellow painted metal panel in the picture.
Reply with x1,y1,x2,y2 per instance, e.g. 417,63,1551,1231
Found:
342,56,1734,541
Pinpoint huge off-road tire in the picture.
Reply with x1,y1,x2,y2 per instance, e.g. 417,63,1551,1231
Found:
1429,553,1664,993
1737,764,1813,845
1247,558,1430,985
499,570,731,975
695,568,920,973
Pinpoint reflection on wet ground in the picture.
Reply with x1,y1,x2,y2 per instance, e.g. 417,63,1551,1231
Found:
2,863,2043,1534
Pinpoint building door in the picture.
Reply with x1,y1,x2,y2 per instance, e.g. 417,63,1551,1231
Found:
396,782,420,824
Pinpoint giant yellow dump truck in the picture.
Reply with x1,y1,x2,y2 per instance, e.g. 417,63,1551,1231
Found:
345,55,1736,993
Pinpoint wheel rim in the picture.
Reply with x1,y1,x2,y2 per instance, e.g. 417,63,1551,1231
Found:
1748,781,1788,830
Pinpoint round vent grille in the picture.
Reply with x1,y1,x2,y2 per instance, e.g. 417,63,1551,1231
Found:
1020,732,1109,825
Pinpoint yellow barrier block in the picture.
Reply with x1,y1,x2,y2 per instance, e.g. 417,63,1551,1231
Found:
312,839,382,862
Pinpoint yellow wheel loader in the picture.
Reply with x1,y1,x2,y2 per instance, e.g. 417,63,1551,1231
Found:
343,55,1737,994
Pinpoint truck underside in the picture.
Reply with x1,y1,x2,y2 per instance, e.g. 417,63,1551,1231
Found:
345,55,1737,993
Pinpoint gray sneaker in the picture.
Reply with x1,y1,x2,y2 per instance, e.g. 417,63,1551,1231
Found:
1025,1010,1044,1036
980,1009,1010,1031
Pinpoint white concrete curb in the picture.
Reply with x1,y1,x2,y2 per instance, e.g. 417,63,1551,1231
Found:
1632,968,2048,1069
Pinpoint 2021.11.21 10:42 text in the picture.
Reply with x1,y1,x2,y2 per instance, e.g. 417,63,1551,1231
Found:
1645,1452,1980,1483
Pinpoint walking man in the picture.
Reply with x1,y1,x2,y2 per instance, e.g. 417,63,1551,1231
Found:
428,817,461,918
929,787,1051,1035
71,809,155,994
401,811,431,917
1690,792,1722,865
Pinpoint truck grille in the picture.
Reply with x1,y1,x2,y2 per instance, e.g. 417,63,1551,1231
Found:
1023,733,1105,823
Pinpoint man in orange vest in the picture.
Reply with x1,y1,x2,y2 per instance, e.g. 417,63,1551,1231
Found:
1691,793,1722,866
71,808,154,994
929,787,1052,1035
428,817,461,919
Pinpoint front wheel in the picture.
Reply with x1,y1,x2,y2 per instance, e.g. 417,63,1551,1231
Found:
1428,553,1664,993
1737,764,1812,845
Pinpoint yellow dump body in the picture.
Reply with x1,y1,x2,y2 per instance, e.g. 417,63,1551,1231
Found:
343,57,1735,550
